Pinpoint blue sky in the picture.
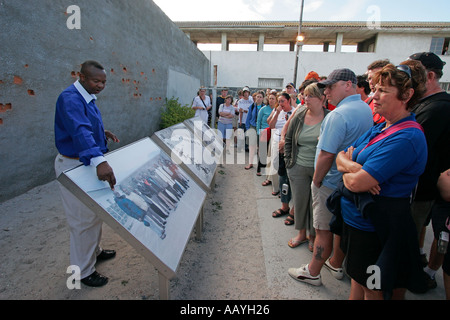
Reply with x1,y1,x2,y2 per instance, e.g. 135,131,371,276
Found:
153,0,450,22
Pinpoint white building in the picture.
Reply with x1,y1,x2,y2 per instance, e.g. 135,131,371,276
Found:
177,21,450,91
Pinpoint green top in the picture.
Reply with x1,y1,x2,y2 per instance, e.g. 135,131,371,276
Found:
296,122,322,167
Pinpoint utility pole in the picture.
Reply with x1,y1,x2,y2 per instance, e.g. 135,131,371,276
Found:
293,0,305,88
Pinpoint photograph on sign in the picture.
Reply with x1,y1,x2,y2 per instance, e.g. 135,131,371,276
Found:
183,117,224,160
152,122,217,190
58,137,206,278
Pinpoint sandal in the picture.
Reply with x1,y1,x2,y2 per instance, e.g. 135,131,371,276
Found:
272,208,289,218
256,172,261,176
262,180,272,186
288,238,308,248
284,214,294,225
271,191,280,196
245,165,253,170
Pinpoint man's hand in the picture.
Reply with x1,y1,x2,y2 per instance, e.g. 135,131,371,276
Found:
97,161,116,190
105,130,120,143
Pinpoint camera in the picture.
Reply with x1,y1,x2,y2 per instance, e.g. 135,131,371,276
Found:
281,183,289,195
437,231,449,254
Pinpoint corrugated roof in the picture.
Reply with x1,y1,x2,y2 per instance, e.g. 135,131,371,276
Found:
176,21,450,46
176,21,450,29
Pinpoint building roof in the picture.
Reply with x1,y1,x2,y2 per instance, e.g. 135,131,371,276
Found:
175,21,450,46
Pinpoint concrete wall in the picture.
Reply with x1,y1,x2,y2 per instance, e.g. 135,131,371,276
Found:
204,33,450,89
0,0,210,202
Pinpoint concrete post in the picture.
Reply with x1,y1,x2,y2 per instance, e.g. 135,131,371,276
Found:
335,33,344,53
258,33,265,52
221,33,228,51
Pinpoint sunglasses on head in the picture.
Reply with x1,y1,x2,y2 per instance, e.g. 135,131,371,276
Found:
396,64,412,79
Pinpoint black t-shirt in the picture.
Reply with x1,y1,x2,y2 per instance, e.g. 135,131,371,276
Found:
412,91,450,201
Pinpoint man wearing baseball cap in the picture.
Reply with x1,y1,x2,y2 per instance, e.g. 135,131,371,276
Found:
285,82,296,93
408,52,450,292
289,68,373,286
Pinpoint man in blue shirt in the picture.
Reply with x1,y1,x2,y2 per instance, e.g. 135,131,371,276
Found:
54,60,119,287
289,68,373,286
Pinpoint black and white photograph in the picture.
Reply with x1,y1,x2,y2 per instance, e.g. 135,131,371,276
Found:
58,137,206,277
183,117,224,160
152,122,218,190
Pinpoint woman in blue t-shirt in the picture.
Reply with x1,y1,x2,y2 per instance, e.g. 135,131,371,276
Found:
335,61,428,300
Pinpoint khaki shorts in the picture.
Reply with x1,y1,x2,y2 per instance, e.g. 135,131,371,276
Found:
311,182,334,231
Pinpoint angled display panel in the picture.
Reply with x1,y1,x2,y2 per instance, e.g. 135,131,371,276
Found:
151,122,217,191
57,137,206,280
183,117,224,161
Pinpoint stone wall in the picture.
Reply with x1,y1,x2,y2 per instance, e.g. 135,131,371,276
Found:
0,0,210,201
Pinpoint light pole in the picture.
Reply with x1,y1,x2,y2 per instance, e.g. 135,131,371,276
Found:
293,0,305,88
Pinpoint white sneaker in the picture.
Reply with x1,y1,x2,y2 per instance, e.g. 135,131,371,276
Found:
288,264,322,286
324,258,344,280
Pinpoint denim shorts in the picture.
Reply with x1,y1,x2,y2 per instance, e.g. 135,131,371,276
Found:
217,122,233,139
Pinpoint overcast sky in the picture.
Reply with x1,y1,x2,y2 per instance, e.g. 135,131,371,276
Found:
153,0,450,22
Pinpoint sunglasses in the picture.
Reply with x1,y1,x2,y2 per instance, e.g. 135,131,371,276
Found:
396,64,412,79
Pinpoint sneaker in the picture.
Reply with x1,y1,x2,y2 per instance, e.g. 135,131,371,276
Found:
288,264,322,286
324,258,344,280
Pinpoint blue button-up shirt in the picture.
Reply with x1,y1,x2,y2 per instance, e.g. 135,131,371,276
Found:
54,81,108,166
245,103,265,130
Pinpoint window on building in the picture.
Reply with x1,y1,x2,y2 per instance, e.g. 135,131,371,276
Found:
258,78,283,89
197,43,221,51
430,37,450,55
229,43,257,51
264,44,290,52
357,36,377,52
300,44,357,52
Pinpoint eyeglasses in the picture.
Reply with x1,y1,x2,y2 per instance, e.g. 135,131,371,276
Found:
396,65,411,79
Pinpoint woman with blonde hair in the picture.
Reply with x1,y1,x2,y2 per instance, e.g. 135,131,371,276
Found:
284,83,330,248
